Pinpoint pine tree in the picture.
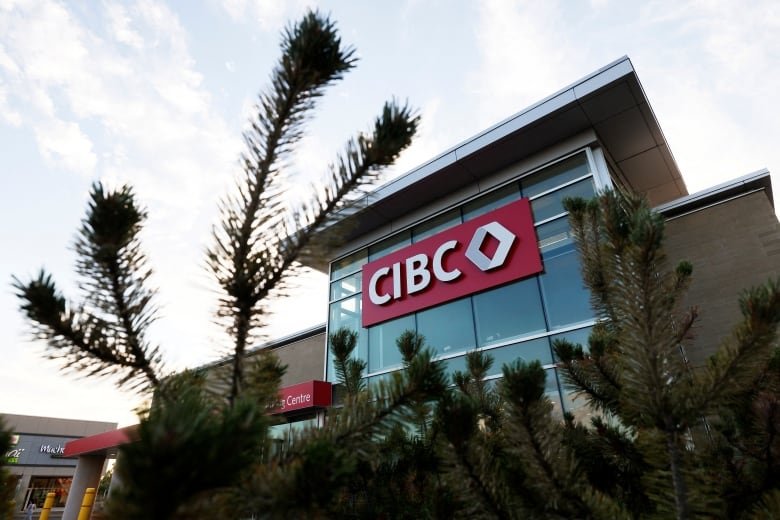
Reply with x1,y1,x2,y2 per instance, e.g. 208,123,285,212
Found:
555,188,780,519
13,10,418,519
223,327,451,518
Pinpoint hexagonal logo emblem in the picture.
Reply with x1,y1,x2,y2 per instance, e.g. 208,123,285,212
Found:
465,221,516,271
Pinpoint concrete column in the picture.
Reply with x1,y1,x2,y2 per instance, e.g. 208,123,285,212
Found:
106,453,123,498
62,455,105,520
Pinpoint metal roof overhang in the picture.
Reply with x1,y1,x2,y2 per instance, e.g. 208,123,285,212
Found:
308,56,687,272
63,425,138,458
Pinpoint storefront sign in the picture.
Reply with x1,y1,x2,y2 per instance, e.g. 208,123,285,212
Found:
39,443,65,455
272,380,332,414
361,198,542,327
5,448,24,464
3,434,79,466
4,435,21,464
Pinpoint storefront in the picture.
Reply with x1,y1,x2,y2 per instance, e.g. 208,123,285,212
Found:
2,414,116,513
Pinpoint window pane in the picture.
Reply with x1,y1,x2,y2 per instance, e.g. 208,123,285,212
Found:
331,249,367,280
369,231,411,261
327,296,367,382
522,152,590,198
366,371,396,388
462,183,521,221
536,217,575,257
473,278,546,347
441,355,468,381
413,209,461,243
368,314,415,372
550,325,593,361
485,337,553,375
288,415,317,435
530,178,595,222
545,368,564,420
330,272,362,301
539,247,593,329
416,298,476,357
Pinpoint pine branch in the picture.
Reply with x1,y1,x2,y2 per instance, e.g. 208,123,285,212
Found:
208,10,418,405
14,183,162,391
694,280,780,413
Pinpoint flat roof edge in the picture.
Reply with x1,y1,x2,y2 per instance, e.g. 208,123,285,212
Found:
367,56,634,202
196,323,327,373
656,169,773,218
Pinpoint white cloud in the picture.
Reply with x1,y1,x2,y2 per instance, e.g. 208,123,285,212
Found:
470,0,578,127
0,84,21,126
220,0,316,31
0,0,245,375
34,118,97,175
104,1,144,49
628,0,780,188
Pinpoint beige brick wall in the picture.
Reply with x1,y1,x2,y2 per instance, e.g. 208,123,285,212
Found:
664,191,780,366
274,332,326,387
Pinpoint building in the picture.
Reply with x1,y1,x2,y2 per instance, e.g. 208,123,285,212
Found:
62,55,779,514
2,414,116,513
308,55,778,420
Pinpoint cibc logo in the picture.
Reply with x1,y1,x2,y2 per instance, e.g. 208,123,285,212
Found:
361,198,543,327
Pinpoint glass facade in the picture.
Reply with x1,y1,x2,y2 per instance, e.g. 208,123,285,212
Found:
327,149,603,415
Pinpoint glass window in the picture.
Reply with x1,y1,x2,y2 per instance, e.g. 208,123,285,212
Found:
330,272,362,301
331,249,367,280
416,298,476,357
549,325,593,360
368,314,415,373
327,295,368,382
536,217,575,256
413,209,461,243
441,355,468,381
369,231,411,261
545,368,564,420
539,245,593,329
472,279,546,347
486,337,553,375
462,183,521,221
530,178,595,222
522,152,590,198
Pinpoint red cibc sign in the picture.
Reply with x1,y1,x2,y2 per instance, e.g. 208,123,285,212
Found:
361,198,543,327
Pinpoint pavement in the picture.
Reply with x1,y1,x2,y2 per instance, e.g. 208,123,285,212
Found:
13,509,63,520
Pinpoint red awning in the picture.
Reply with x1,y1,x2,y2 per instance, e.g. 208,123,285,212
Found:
63,425,138,457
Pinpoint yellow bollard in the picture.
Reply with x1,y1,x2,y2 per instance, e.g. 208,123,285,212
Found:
38,492,55,520
77,488,96,520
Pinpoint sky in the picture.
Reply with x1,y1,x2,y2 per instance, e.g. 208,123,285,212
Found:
1,0,778,428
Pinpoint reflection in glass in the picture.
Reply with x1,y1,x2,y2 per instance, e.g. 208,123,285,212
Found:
330,272,362,301
327,295,367,382
331,249,367,281
539,246,594,329
550,325,593,361
485,337,553,373
416,299,476,357
545,368,564,420
369,231,411,261
368,314,415,372
536,217,574,256
522,152,590,198
462,183,521,221
441,355,468,381
473,279,546,347
413,209,461,243
530,178,595,222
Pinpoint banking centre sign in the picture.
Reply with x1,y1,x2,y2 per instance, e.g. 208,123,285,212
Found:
361,198,543,327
